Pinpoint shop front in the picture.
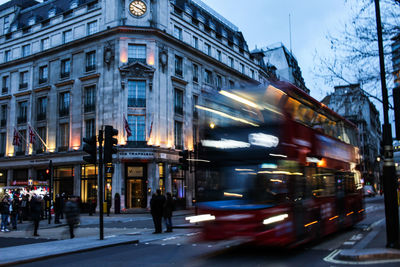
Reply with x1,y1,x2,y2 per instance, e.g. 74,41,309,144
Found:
81,164,97,212
125,164,147,209
54,166,74,197
171,165,186,209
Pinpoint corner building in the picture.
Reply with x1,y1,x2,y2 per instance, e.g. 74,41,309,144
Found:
0,0,267,210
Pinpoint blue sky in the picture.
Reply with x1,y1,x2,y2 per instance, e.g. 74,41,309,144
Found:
201,0,351,101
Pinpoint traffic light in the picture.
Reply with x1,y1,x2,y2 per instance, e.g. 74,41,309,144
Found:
44,168,50,180
83,136,97,164
179,150,189,171
104,125,118,164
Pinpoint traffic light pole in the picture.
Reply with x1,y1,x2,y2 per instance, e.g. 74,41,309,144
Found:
374,0,400,248
98,129,104,240
48,160,53,224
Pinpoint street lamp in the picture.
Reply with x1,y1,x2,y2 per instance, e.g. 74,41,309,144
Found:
374,0,400,248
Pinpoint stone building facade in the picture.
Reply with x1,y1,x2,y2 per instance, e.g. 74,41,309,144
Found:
251,43,310,94
321,84,381,187
0,0,267,210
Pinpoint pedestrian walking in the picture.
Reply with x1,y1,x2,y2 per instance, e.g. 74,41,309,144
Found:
20,194,28,221
54,194,62,223
64,196,80,239
150,189,165,234
10,196,20,230
30,194,42,237
163,192,174,232
60,192,66,219
0,195,10,232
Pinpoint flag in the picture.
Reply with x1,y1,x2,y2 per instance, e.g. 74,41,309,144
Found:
124,115,132,137
13,128,21,146
28,125,36,144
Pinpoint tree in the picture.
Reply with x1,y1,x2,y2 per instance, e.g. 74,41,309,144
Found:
315,0,400,104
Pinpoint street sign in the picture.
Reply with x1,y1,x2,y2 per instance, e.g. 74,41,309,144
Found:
105,166,114,174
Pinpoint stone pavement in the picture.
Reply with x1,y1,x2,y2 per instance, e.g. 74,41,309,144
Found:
324,197,400,265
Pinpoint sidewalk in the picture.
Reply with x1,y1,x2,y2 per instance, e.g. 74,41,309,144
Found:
0,209,197,266
324,199,400,264
335,218,400,262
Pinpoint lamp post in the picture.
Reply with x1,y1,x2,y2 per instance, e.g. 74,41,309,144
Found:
374,0,400,248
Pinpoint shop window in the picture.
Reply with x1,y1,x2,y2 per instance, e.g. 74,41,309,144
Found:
81,164,97,212
54,166,74,197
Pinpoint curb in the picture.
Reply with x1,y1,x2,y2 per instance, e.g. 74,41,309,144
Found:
0,238,139,267
337,248,400,261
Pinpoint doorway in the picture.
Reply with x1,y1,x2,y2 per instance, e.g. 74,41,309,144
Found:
126,178,146,208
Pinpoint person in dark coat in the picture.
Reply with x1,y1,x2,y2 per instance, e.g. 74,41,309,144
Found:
30,195,42,236
0,195,10,232
64,196,80,239
54,194,62,223
150,189,165,234
163,192,174,232
10,196,20,230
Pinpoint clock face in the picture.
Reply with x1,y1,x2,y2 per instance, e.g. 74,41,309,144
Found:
129,0,147,17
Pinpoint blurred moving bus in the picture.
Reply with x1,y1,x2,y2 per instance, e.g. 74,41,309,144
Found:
190,81,364,247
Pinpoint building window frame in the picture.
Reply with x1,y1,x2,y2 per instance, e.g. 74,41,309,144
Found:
19,71,28,89
62,29,72,44
39,65,48,84
2,76,9,94
174,88,184,116
174,25,183,40
174,120,183,150
85,51,96,72
84,85,96,113
127,80,146,107
37,96,47,121
87,21,97,35
17,101,28,124
60,59,71,78
59,91,70,117
174,55,183,77
128,44,146,64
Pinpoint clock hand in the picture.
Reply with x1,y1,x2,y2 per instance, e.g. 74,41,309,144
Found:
133,4,145,13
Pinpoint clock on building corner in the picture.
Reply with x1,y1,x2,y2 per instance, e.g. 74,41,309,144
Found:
129,0,147,17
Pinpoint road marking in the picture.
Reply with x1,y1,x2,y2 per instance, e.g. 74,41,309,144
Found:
186,232,199,236
350,234,363,241
177,243,181,246
192,244,197,246
324,249,400,265
105,235,116,238
163,237,176,241
343,241,356,245
208,245,212,247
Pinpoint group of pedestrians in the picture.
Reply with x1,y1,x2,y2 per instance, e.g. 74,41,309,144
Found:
150,189,174,234
0,192,79,239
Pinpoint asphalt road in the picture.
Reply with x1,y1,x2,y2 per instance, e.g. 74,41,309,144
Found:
17,196,399,267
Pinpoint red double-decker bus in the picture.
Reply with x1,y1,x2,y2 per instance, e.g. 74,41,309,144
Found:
189,81,364,247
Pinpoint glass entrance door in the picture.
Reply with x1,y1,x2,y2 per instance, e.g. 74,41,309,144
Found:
126,179,145,208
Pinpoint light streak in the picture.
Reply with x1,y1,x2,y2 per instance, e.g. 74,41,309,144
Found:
195,105,259,127
263,214,289,225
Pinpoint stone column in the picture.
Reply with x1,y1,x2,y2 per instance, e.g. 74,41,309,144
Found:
147,162,158,208
165,162,172,193
74,164,80,197
7,169,13,186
